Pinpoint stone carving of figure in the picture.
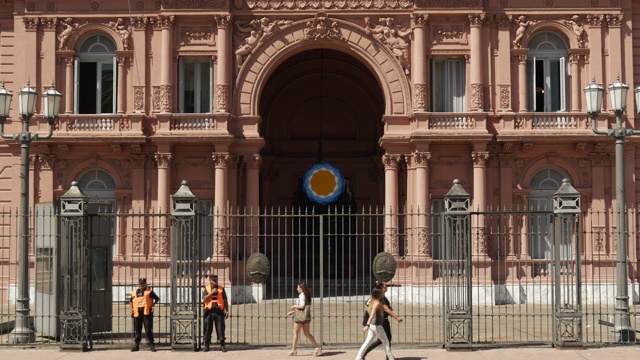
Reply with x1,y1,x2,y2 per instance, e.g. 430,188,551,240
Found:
364,17,412,74
235,17,292,69
565,15,586,47
109,17,133,50
512,15,534,48
58,17,80,50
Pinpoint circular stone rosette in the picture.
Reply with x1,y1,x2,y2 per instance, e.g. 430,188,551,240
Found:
372,252,397,282
303,161,345,205
246,252,271,284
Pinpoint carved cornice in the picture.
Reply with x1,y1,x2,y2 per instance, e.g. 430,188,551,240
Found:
162,0,227,8
382,154,402,170
416,0,481,7
238,0,415,10
151,15,175,29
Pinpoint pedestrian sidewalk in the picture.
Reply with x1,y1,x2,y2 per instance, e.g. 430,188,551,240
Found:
0,345,638,360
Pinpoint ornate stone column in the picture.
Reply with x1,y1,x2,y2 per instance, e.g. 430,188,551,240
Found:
212,153,231,257
518,53,528,112
590,152,606,259
414,151,431,257
157,15,175,112
215,15,231,113
38,153,55,203
499,153,514,257
153,151,172,257
606,14,623,85
469,14,485,112
497,14,512,112
62,54,74,113
245,155,261,256
570,52,580,112
472,151,489,256
586,14,605,102
411,14,427,112
116,56,127,114
383,154,401,255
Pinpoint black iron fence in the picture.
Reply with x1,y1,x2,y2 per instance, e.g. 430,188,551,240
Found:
0,182,639,349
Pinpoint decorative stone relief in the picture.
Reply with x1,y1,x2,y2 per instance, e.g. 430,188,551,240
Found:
212,153,232,168
471,152,489,167
416,227,430,256
545,0,554,7
432,25,464,43
151,15,176,30
590,152,606,166
411,14,428,27
23,17,39,31
503,143,513,152
512,15,535,48
216,84,229,112
499,85,510,110
131,16,148,30
134,86,145,111
153,84,173,112
109,18,133,50
215,227,229,256
606,13,623,27
364,17,412,74
39,155,55,170
245,155,262,168
215,15,230,29
416,0,481,6
471,83,484,111
112,144,122,154
153,228,169,255
591,0,599,7
131,155,146,169
234,17,293,69
180,26,212,45
564,15,587,47
88,154,98,165
133,229,144,254
586,14,605,26
414,83,427,110
131,144,142,154
154,153,173,168
498,154,514,167
576,142,587,152
522,142,533,152
384,228,399,255
413,152,431,167
58,17,85,50
303,13,345,42
41,17,58,30
238,0,414,9
382,154,401,169
162,0,227,8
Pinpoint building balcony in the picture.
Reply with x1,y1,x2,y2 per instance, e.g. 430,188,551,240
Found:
51,114,146,141
496,112,596,142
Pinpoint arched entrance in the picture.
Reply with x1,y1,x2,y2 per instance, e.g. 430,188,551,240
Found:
259,48,385,278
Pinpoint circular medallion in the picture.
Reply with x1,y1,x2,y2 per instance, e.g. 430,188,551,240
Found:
303,161,345,205
372,252,397,282
247,252,271,284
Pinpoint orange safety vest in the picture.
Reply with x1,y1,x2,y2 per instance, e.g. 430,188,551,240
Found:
203,285,225,310
131,288,154,317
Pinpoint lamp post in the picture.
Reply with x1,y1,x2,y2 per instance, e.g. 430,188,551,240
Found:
584,77,637,342
0,80,62,344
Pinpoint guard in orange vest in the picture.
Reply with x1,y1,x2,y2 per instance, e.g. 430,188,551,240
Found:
202,274,229,352
130,278,160,352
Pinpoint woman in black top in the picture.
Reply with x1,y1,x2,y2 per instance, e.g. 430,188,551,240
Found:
361,282,402,359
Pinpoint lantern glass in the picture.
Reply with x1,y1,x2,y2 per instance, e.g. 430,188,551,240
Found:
42,83,62,120
0,82,13,119
584,79,604,114
609,78,629,112
18,82,37,117
634,86,640,114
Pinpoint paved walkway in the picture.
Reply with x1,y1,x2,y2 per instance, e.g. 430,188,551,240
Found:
0,345,638,360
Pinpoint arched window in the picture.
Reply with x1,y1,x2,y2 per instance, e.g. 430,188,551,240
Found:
528,167,572,275
527,32,568,112
78,168,116,201
76,34,117,114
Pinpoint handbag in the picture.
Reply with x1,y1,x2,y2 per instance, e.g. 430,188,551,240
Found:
293,305,311,323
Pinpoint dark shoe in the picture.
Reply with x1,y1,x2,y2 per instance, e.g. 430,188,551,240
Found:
221,345,227,353
131,345,139,352
150,344,156,352
203,344,210,352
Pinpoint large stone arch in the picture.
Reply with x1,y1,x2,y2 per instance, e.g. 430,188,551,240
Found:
522,21,580,50
234,15,412,117
66,23,123,52
64,158,126,191
518,157,581,190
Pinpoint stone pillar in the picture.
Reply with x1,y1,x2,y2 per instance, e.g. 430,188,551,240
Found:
570,52,580,112
158,15,175,112
154,150,172,257
497,15,512,112
518,53,528,112
469,14,485,112
212,153,231,257
245,155,261,256
586,15,605,104
131,17,148,113
606,14,623,86
499,154,514,257
414,151,431,257
590,152,606,259
411,14,427,112
383,154,401,255
116,56,126,114
472,150,489,256
64,55,74,114
215,15,231,113
38,154,55,203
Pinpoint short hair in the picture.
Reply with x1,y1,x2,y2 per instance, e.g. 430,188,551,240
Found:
138,278,147,284
209,275,218,281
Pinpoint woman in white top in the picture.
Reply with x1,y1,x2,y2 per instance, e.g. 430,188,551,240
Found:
286,281,321,356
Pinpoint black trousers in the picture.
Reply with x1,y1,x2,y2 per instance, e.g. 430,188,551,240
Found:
203,309,226,345
363,319,391,355
133,313,154,345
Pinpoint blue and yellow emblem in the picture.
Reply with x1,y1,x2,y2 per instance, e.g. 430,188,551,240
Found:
303,162,345,205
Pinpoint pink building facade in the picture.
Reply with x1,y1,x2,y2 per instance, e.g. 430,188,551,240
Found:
0,0,639,302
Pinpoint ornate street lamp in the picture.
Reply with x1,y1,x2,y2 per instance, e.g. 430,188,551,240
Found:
584,77,637,342
0,81,62,344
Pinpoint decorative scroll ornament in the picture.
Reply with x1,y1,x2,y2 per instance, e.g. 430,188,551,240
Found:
364,17,412,74
414,83,427,110
161,0,227,8
372,251,397,282
216,84,230,112
239,0,414,9
246,252,271,284
303,12,346,41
